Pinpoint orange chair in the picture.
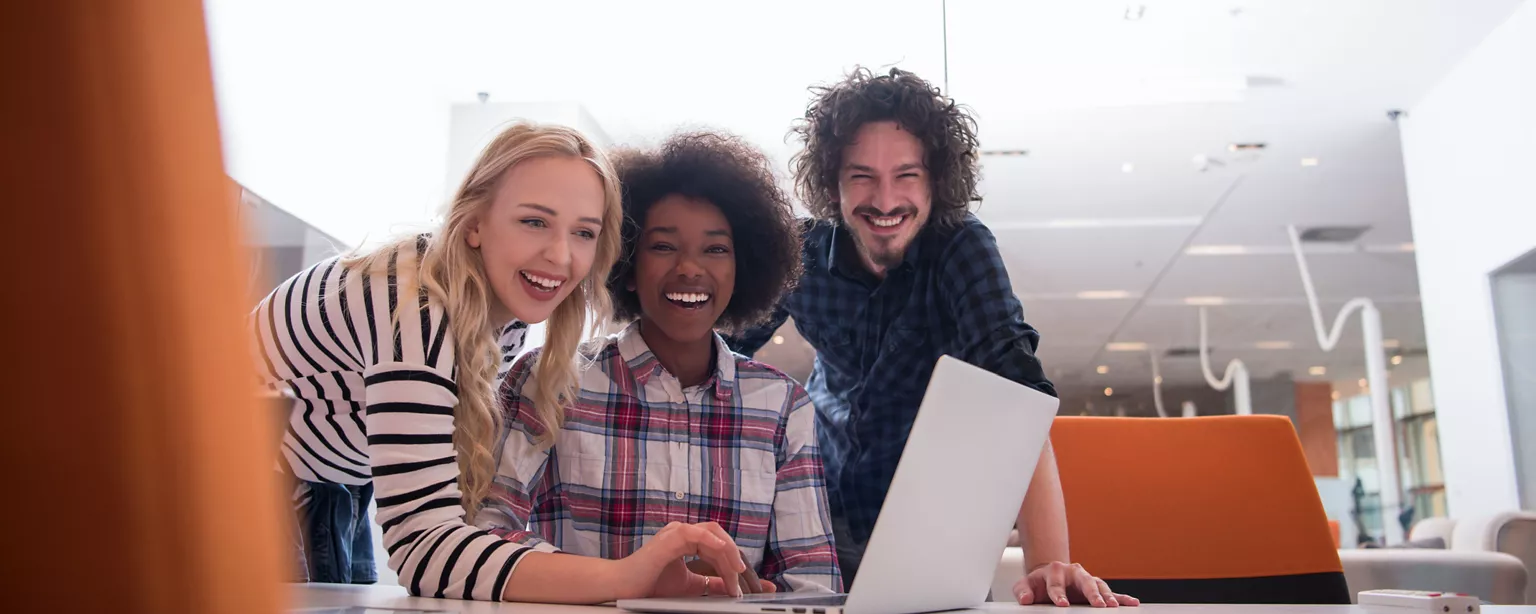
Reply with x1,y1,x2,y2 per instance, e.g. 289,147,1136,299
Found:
1050,416,1349,603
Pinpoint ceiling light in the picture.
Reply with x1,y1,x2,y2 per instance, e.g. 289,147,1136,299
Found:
1255,341,1293,350
1076,290,1133,300
1391,355,1403,365
1106,342,1148,352
1309,366,1327,376
1186,245,1250,255
1358,378,1369,388
1121,162,1135,173
1301,158,1320,167
1154,376,1163,385
1096,365,1109,374
1104,387,1115,397
1383,339,1401,348
772,335,785,345
1331,390,1341,400
1183,296,1228,306
1299,225,1372,243
1229,142,1267,152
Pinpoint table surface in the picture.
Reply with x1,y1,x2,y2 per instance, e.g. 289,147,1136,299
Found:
291,584,1536,614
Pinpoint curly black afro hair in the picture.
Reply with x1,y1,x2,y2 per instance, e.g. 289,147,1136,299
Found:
608,131,802,333
791,66,982,228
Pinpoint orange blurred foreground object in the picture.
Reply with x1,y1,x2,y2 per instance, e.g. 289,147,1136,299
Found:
0,1,284,612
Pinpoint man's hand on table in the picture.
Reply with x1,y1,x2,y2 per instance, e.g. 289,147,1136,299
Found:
1013,561,1139,608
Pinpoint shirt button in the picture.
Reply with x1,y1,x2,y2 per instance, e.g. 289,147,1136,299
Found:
674,491,686,500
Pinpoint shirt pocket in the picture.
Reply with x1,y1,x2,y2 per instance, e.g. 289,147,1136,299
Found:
707,449,778,506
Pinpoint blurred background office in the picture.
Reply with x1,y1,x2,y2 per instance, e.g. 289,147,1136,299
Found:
18,0,1521,609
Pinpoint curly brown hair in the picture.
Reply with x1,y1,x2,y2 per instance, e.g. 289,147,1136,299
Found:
608,131,802,333
791,67,982,228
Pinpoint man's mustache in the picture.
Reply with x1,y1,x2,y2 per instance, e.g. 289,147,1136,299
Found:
851,204,919,220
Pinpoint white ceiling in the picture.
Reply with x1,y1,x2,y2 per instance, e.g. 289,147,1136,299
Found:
208,0,1527,391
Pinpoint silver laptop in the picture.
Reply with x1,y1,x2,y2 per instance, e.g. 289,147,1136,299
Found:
618,355,1061,614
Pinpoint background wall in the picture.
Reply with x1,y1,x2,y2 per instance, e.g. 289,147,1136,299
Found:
1400,0,1536,516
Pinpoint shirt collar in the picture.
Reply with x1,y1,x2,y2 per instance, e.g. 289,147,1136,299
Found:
615,321,736,402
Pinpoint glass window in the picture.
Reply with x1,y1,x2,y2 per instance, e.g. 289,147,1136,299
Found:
1348,396,1373,428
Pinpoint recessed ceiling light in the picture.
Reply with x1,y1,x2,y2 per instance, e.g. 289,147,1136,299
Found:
1186,245,1250,255
1104,387,1115,397
1107,342,1149,352
1121,162,1135,173
773,335,785,345
1301,158,1320,167
1309,366,1327,376
1255,341,1293,350
1383,339,1402,348
1076,290,1133,300
1391,355,1403,365
1096,365,1109,374
1154,376,1163,385
1183,296,1228,306
1300,225,1371,243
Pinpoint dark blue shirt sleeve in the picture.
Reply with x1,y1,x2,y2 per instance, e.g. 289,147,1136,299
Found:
937,222,1058,397
725,302,790,357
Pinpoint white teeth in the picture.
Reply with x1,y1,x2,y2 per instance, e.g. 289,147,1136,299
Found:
871,215,904,227
666,292,710,304
521,271,560,289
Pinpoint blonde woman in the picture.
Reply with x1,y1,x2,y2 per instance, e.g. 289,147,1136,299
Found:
254,123,756,603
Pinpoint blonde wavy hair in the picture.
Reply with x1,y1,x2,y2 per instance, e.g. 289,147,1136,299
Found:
346,122,621,520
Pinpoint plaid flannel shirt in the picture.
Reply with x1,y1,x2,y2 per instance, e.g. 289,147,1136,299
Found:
484,323,842,593
727,213,1057,549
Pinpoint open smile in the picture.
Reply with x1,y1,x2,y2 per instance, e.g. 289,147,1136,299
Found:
860,212,910,235
519,270,566,301
664,291,712,311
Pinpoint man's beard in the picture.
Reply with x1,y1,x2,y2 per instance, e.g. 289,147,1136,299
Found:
854,231,908,270
848,204,919,270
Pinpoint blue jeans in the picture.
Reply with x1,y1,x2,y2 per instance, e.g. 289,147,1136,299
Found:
295,480,377,584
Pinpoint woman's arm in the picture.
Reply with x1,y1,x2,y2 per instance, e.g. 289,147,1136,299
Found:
760,384,842,593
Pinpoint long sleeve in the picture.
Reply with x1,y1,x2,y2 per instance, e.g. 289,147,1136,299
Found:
760,383,842,593
478,349,562,551
359,249,538,601
937,221,1057,398
725,302,790,358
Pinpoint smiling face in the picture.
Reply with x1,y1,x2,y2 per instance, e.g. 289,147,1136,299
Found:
836,120,933,276
466,155,605,325
629,194,736,346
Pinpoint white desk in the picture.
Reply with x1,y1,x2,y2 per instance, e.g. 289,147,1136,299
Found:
291,584,1536,613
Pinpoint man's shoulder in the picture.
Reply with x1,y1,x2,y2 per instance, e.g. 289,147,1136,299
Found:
928,212,1004,263
799,217,835,254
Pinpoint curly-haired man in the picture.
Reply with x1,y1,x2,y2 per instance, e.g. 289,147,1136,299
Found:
731,68,1138,608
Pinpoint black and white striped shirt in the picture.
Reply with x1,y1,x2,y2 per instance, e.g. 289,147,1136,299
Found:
252,242,533,601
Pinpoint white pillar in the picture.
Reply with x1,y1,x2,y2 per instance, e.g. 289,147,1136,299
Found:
1287,225,1404,544
1363,303,1406,544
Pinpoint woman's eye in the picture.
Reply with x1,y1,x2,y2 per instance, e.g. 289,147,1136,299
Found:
649,243,675,252
706,245,731,254
520,218,548,229
575,229,596,240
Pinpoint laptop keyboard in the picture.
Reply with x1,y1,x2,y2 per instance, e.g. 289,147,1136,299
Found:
737,594,849,606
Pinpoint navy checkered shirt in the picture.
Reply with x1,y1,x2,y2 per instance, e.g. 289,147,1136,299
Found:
727,213,1057,549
